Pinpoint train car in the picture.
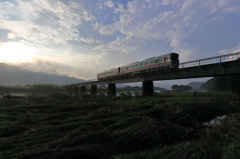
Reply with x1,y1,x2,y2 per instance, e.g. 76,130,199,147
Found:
97,68,118,80
97,52,179,80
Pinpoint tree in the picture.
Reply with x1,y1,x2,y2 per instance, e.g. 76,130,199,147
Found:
171,84,193,91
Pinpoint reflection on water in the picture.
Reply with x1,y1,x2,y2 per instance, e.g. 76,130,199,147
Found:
2,90,162,97
1,92,60,97
100,90,162,96
203,115,227,126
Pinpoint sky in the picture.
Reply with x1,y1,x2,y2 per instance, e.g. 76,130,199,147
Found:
0,0,240,85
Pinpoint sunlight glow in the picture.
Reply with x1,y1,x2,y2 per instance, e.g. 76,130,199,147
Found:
0,42,37,63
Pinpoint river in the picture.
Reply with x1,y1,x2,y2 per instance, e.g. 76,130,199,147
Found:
0,90,163,97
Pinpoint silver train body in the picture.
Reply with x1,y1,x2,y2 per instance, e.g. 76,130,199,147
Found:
97,53,179,80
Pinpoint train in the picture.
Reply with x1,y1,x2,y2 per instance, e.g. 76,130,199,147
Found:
97,52,179,80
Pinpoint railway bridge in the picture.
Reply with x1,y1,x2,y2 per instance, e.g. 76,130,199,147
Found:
63,52,240,96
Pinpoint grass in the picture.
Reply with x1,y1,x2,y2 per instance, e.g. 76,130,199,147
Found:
0,92,240,159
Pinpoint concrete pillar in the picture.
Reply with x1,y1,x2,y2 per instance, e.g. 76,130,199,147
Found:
142,80,154,96
108,83,116,96
73,86,79,96
65,87,70,95
80,86,86,94
91,85,97,95
69,87,74,96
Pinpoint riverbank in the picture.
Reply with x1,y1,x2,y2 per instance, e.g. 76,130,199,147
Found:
1,92,240,158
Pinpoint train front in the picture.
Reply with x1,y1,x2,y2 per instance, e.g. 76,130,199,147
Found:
170,53,179,69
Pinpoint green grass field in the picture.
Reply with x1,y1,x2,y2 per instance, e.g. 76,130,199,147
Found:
0,92,240,159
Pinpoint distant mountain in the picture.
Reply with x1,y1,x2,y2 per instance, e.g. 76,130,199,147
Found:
154,83,172,89
187,82,204,89
200,75,240,91
0,63,85,86
125,82,172,89
199,78,215,91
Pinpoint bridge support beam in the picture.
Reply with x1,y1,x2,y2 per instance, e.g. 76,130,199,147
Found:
91,85,97,95
73,86,79,96
80,86,86,94
108,83,116,96
142,80,154,96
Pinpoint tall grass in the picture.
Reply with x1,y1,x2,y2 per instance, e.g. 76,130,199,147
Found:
0,92,239,159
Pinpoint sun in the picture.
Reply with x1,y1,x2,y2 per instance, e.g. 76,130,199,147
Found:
0,42,37,63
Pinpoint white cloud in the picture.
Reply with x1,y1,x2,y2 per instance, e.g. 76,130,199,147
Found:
7,33,15,39
145,0,152,3
114,3,125,13
97,13,135,36
104,0,114,8
127,0,145,15
94,0,240,60
10,51,105,80
161,0,178,6
79,37,100,43
0,0,95,45
93,36,142,54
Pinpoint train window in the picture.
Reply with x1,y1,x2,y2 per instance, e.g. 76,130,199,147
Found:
136,64,139,67
140,63,143,67
126,67,128,70
154,60,158,63
145,62,148,66
164,57,166,61
132,65,134,68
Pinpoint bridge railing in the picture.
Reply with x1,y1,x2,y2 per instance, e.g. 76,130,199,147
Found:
62,79,99,86
85,79,98,82
179,52,240,68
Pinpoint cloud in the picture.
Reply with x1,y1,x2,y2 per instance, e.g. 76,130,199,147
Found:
93,36,142,54
12,57,60,74
79,37,100,43
0,0,95,45
94,0,240,60
219,42,240,55
127,0,145,15
161,0,179,6
7,33,15,39
104,0,114,8
114,3,125,13
13,56,96,79
145,0,152,3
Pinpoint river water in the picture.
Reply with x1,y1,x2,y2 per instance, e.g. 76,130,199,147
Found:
0,90,163,97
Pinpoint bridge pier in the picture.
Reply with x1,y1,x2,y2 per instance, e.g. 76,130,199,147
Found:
65,87,69,94
142,80,154,96
69,87,74,96
73,86,79,96
80,86,86,94
91,85,97,95
108,83,116,96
